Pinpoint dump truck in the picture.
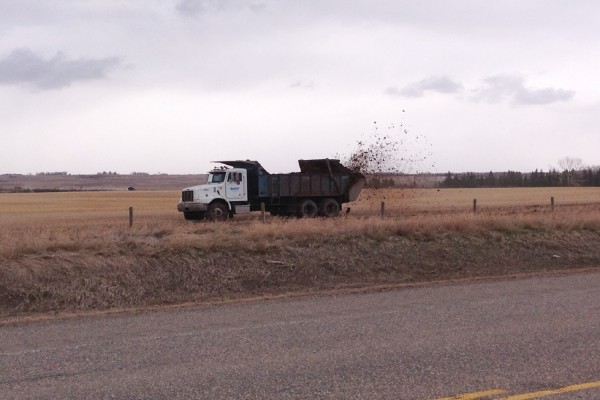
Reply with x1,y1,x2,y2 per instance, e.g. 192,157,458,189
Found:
177,159,365,221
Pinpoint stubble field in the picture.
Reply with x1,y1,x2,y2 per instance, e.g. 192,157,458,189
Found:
1,187,600,320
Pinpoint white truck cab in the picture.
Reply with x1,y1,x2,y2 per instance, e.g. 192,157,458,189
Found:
177,167,248,220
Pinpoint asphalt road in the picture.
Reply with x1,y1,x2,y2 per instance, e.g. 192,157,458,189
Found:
2,272,600,399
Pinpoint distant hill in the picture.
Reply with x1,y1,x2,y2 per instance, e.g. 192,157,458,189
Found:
1,172,450,193
0,174,208,192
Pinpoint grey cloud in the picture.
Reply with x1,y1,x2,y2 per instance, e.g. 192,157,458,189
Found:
475,75,574,105
289,80,314,89
176,0,263,16
175,0,206,16
515,87,574,105
0,48,120,90
248,2,267,13
386,76,462,98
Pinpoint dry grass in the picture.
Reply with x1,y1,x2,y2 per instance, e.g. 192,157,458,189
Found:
350,187,600,214
1,188,599,259
1,188,600,318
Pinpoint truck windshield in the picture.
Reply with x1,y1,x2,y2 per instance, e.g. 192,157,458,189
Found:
209,172,226,183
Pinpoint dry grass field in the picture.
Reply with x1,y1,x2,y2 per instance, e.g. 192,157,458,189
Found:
352,186,600,214
1,187,600,319
0,173,207,191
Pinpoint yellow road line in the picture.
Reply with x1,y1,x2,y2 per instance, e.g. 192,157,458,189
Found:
497,380,600,399
434,389,506,400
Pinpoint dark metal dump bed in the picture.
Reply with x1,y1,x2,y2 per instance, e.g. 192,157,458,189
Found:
267,173,352,198
258,159,364,202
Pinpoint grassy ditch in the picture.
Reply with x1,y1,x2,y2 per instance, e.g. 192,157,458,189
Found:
2,206,600,319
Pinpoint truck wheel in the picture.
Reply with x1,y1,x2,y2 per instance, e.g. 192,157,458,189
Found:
296,199,318,218
319,198,340,218
207,202,229,221
184,211,205,220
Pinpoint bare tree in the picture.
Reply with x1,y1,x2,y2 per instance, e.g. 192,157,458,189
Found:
558,156,583,186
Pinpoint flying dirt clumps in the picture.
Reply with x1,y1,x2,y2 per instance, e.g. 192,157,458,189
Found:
338,121,433,175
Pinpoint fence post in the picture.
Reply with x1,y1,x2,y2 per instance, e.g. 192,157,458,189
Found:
129,206,133,227
261,202,266,223
551,197,555,212
473,199,477,214
381,201,385,219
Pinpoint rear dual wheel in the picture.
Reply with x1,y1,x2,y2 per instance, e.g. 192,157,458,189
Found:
319,198,340,218
296,198,340,218
296,199,319,218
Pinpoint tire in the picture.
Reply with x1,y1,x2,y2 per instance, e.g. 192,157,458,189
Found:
296,199,319,218
183,211,205,220
319,198,340,218
207,202,229,221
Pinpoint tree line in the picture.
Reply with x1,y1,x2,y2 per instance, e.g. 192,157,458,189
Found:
440,168,600,188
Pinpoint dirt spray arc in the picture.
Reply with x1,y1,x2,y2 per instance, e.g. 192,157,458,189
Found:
335,119,434,177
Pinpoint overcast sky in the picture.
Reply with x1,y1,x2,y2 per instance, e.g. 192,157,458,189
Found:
1,0,598,174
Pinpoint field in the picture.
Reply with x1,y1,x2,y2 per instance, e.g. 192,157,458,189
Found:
1,187,600,320
0,173,207,192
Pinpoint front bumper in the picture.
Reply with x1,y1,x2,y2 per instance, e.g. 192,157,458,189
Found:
177,202,209,213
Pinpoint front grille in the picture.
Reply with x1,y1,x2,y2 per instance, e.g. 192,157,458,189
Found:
181,190,194,202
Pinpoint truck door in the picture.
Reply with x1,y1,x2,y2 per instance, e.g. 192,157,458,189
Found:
225,170,247,201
